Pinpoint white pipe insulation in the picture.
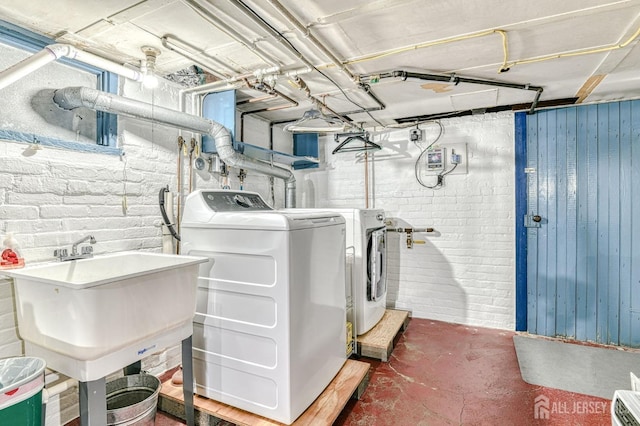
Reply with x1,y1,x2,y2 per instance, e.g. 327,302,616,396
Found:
52,86,296,207
0,43,145,91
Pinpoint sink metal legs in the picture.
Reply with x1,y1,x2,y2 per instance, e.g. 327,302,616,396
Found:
182,335,195,426
76,335,195,426
79,378,106,425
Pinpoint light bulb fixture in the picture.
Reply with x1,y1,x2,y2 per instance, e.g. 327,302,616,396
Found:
141,46,161,89
283,107,345,133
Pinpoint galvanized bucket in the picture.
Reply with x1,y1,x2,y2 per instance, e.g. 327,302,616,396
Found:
106,374,161,426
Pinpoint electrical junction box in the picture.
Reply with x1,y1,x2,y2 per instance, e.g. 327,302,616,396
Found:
426,147,445,172
444,143,468,175
409,128,424,142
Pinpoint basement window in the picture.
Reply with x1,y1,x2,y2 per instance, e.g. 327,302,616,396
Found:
293,133,319,170
0,20,119,153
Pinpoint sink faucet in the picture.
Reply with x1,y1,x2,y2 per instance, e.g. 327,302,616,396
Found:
54,235,97,261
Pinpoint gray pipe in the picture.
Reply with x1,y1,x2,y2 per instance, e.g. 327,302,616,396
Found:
52,86,296,207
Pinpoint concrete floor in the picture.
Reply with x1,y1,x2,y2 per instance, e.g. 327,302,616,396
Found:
143,319,613,425
335,319,611,425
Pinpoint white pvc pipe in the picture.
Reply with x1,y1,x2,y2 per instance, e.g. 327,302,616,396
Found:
42,378,78,404
0,43,144,91
0,49,57,89
71,49,144,82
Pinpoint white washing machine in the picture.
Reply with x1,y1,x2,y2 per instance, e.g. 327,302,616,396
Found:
180,190,346,425
285,208,387,335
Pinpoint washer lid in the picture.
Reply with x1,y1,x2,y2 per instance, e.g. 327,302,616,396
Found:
181,190,345,230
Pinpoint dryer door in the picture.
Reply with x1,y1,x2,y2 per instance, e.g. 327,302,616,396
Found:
366,227,387,302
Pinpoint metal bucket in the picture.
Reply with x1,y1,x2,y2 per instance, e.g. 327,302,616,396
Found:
106,374,161,426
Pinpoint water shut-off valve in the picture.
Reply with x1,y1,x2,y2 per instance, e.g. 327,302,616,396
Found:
386,226,435,249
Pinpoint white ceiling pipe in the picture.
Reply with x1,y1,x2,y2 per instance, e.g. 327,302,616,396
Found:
0,49,57,89
0,43,144,91
161,35,238,78
183,0,282,68
52,86,296,208
265,0,357,82
181,66,279,95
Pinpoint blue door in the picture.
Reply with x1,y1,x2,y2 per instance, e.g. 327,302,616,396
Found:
520,101,640,346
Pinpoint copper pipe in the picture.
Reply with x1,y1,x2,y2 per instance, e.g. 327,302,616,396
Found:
364,151,369,209
175,136,185,254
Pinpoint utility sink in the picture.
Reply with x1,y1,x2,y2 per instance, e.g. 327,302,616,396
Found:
4,251,207,381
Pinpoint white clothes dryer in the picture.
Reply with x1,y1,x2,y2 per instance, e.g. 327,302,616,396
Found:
180,190,347,425
338,208,387,335
284,208,387,335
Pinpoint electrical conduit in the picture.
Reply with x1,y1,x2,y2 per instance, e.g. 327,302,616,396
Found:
52,87,296,207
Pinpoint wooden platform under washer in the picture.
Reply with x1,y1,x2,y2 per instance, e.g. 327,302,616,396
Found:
357,309,411,362
158,359,370,426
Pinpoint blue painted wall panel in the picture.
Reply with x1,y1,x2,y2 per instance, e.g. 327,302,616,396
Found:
585,104,599,342
555,109,568,338
574,106,589,341
515,112,528,331
596,103,610,343
565,107,578,339
608,105,621,345
619,101,632,345
630,102,640,346
546,111,558,336
526,100,640,346
526,113,540,334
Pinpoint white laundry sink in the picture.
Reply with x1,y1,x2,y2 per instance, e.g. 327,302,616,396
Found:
4,251,207,381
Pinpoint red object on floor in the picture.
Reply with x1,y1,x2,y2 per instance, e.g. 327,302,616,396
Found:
68,319,612,425
335,319,611,426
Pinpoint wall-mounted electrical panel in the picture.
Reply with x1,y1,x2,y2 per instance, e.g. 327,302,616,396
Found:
426,147,445,172
424,144,468,175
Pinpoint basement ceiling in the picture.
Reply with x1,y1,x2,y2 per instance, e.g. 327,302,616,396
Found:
1,0,640,127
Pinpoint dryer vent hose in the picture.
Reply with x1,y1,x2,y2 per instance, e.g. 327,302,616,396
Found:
159,186,181,241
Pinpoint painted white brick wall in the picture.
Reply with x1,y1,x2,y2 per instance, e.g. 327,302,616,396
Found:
0,42,240,424
0,41,516,424
294,112,516,329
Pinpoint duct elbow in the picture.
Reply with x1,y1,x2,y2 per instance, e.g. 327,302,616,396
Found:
210,122,296,207
210,123,237,164
285,179,296,208
53,86,94,110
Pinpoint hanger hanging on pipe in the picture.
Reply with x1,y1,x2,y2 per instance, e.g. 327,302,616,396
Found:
332,131,381,154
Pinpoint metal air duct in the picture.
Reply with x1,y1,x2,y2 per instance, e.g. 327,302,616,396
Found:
52,86,296,207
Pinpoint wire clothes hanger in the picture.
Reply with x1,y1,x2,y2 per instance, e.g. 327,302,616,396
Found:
332,131,382,154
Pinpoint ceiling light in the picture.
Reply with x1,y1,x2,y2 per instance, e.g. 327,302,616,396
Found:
283,107,345,133
141,46,161,89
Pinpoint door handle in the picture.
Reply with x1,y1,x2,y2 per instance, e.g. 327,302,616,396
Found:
532,215,542,222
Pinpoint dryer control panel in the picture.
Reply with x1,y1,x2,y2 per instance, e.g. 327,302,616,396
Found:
201,190,272,211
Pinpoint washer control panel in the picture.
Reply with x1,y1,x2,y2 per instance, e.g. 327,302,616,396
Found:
201,190,272,211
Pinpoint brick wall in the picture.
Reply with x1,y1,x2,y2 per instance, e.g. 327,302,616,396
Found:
0,39,516,424
0,41,224,425
294,113,516,329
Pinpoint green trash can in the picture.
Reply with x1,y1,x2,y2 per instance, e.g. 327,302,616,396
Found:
0,357,46,426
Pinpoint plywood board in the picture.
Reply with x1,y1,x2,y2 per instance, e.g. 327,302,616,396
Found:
357,309,410,361
159,359,370,426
